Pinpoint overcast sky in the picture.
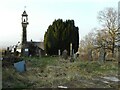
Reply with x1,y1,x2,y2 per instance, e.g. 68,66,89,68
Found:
0,0,119,48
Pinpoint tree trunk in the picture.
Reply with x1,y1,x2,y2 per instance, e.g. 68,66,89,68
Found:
112,39,115,58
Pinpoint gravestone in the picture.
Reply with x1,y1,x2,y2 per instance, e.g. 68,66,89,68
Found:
14,61,26,72
99,47,106,62
62,50,68,59
58,49,61,56
38,49,41,57
73,54,77,59
73,49,74,56
70,43,72,57
88,49,92,61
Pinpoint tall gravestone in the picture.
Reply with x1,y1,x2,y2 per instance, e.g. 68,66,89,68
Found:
88,49,92,61
58,49,61,56
99,44,106,62
70,43,72,57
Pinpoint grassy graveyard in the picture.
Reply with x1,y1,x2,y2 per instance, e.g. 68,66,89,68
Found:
2,56,119,89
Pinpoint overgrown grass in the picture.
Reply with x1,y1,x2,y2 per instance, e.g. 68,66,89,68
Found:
77,61,118,77
24,56,58,67
2,56,118,88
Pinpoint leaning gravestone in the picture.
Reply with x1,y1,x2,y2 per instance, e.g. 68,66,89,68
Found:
62,50,68,59
14,61,26,72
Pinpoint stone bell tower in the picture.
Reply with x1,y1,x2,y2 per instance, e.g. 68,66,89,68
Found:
22,10,29,44
21,10,29,56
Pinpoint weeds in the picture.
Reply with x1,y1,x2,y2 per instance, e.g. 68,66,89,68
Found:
2,56,118,88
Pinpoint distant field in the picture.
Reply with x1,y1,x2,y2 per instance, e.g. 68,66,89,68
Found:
2,56,119,89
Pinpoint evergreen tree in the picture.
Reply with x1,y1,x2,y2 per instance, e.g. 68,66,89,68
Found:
44,19,79,55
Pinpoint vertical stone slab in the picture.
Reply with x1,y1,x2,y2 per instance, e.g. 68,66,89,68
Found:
39,49,41,57
88,49,92,61
70,43,72,57
99,45,106,62
62,50,68,60
58,49,61,56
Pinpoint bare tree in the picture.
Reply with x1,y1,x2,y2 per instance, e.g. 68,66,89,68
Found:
79,30,97,60
97,7,118,57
